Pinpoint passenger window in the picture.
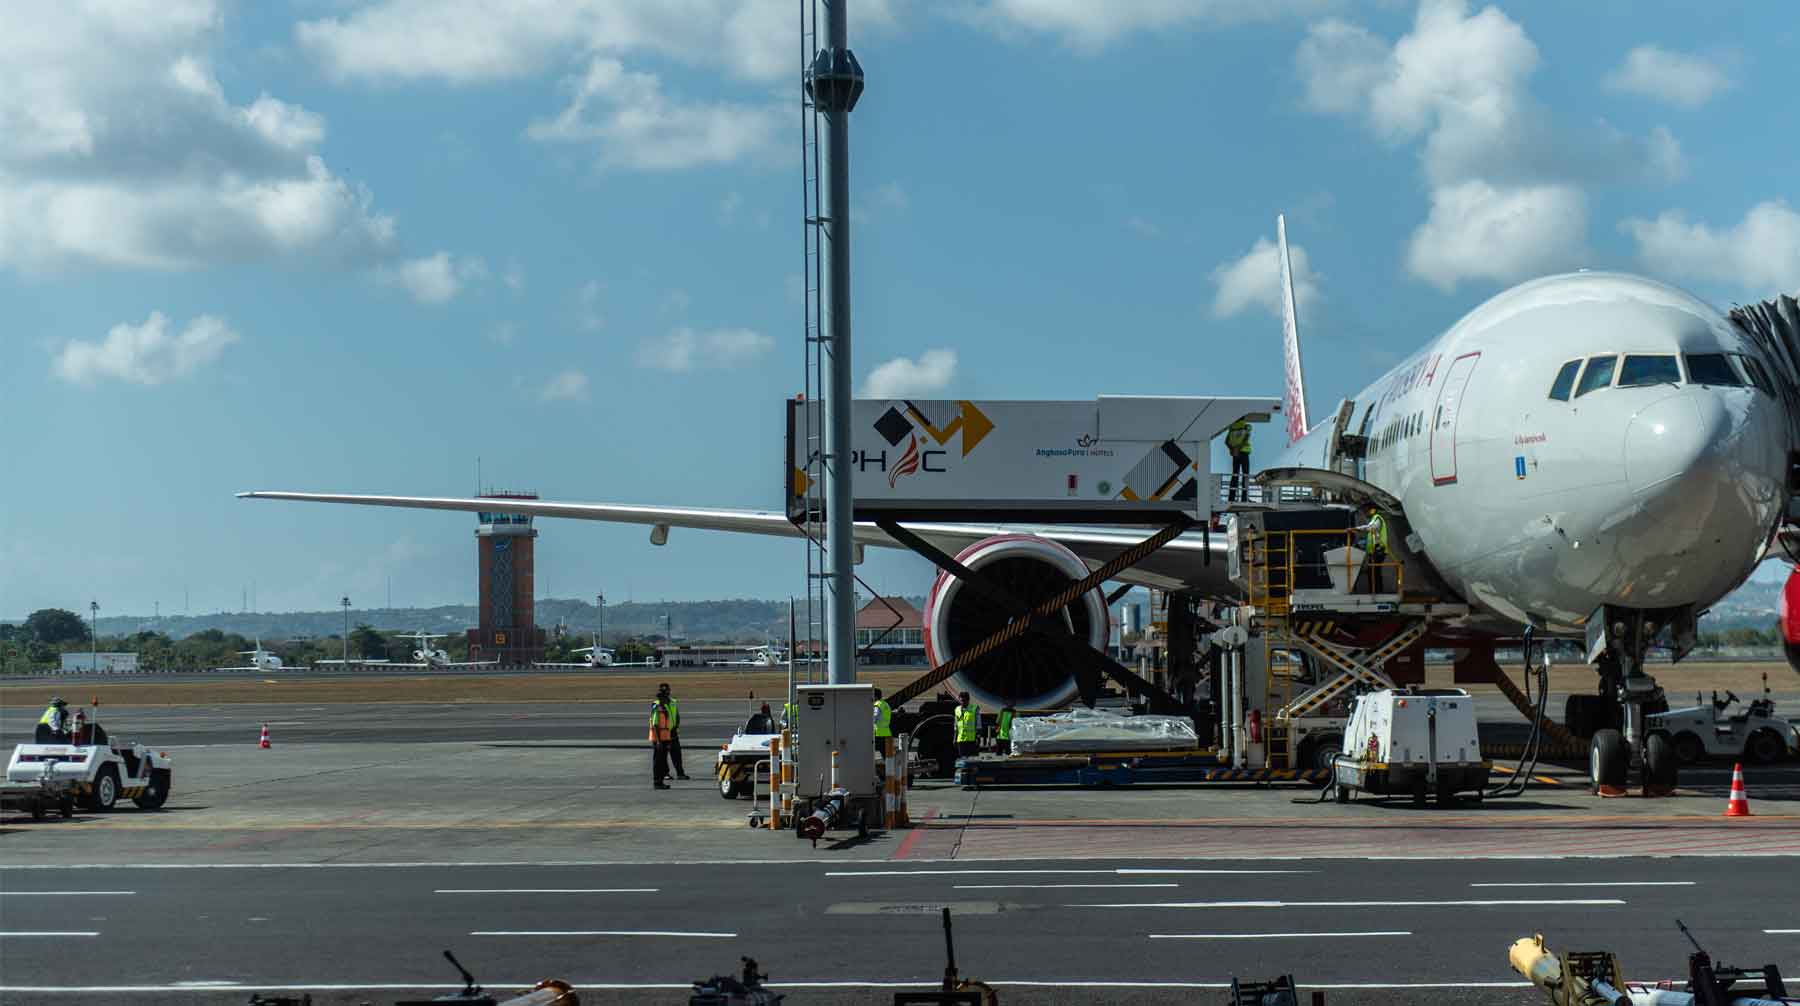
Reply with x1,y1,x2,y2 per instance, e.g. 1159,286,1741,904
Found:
1574,355,1617,398
1548,359,1581,401
1618,354,1682,387
1683,353,1742,387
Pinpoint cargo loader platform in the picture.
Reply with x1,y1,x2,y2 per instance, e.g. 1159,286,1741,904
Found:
954,749,1329,787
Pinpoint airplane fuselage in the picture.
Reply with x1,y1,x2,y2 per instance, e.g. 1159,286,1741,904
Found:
1275,272,1788,635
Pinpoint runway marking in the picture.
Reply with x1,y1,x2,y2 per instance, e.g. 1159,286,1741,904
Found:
1149,931,1411,940
0,931,100,937
1072,907,1627,914
830,868,1308,877
435,889,658,894
1470,881,1694,888
472,930,735,938
0,980,1541,993
0,891,134,896
953,883,1179,890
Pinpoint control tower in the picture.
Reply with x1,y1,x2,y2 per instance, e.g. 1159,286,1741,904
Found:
468,490,547,666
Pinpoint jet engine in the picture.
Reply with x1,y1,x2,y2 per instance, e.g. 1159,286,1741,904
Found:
1781,565,1800,676
921,535,1110,710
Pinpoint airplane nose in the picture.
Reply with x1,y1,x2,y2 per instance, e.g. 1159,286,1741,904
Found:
1623,392,1716,493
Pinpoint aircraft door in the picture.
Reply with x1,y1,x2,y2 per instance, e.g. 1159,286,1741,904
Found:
1430,352,1480,485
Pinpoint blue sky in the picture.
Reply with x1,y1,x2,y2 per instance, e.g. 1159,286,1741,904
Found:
4,1,1797,619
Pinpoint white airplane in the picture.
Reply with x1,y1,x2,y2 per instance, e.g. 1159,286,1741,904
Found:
534,633,660,670
390,630,498,669
215,637,293,672
240,216,1796,790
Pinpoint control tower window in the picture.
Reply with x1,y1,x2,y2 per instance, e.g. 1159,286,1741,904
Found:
1573,355,1617,398
1683,353,1742,387
1618,354,1681,388
1547,359,1581,401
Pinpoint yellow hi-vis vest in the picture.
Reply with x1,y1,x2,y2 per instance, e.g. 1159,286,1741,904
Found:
996,708,1015,741
784,701,798,724
647,702,673,742
873,699,892,738
39,705,60,727
1225,420,1251,455
1365,512,1390,555
954,703,980,743
665,698,680,730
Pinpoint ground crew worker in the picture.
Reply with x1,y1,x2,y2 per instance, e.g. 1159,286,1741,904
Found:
37,696,70,743
953,691,981,761
783,699,799,729
873,688,892,745
996,703,1016,756
658,682,689,780
648,691,675,789
1225,419,1252,502
746,702,775,734
1354,504,1391,594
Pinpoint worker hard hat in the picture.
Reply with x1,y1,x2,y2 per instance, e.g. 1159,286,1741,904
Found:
49,696,67,707
873,688,883,699
657,682,670,693
958,691,971,702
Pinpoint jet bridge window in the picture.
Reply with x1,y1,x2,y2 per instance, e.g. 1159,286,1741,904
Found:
1683,353,1743,387
1548,359,1582,401
1618,354,1682,387
1573,355,1617,398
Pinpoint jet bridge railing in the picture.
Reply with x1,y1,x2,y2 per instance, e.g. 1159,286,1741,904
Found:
1246,528,1405,616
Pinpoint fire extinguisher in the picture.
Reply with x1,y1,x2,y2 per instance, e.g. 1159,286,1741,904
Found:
1247,708,1262,745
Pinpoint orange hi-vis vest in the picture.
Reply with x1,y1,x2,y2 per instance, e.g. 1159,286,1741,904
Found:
648,702,674,742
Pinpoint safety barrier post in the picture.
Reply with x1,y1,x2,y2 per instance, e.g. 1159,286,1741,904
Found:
766,735,783,830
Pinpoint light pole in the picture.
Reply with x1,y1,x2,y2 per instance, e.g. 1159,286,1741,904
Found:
596,593,605,650
89,600,99,672
341,596,351,663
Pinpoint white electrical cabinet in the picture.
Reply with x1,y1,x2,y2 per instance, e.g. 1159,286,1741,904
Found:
795,684,876,798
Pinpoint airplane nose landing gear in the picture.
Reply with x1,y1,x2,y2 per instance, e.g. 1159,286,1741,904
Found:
1584,606,1690,797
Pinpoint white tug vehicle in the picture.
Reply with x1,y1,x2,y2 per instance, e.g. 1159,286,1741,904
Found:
1649,677,1799,765
7,703,172,813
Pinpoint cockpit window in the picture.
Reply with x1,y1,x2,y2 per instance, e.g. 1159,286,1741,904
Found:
1683,353,1743,387
1574,355,1617,398
1617,354,1682,387
1548,359,1581,401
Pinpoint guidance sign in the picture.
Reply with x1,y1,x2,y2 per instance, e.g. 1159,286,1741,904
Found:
787,395,1278,523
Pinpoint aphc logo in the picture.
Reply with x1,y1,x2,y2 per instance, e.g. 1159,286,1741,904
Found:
1075,433,1098,448
858,401,995,487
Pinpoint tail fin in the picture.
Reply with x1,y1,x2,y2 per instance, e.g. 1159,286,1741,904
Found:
1277,214,1310,445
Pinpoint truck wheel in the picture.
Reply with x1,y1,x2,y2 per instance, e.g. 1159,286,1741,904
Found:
1411,779,1428,807
31,801,46,821
1644,732,1678,791
1589,729,1627,792
133,769,171,810
718,773,738,800
1435,784,1456,809
1672,732,1705,765
1746,729,1785,765
58,797,75,819
86,766,120,811
1308,735,1343,772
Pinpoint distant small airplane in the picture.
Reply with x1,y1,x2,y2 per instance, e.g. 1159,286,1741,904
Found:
535,632,659,670
391,630,499,669
214,637,300,672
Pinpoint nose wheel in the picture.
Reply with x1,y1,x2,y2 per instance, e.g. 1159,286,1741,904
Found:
1584,606,1689,798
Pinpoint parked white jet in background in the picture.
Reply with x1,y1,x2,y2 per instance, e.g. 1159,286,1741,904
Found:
241,216,1798,791
215,637,297,672
391,631,498,669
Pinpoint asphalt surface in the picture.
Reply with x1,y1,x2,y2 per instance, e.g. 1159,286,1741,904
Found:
2,856,1793,1005
0,699,763,747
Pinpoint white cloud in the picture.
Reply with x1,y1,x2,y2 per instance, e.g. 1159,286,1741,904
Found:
0,2,396,273
1210,236,1320,318
527,58,780,171
875,182,909,212
860,349,958,399
1294,0,1665,290
719,190,744,224
379,252,487,304
52,311,239,386
637,327,775,372
1407,181,1588,292
297,0,897,85
966,0,1331,49
1604,45,1735,108
539,369,590,401
488,321,519,346
1622,201,1800,293
503,261,526,292
578,279,604,331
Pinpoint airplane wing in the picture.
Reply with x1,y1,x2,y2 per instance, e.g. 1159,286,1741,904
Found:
237,491,1230,593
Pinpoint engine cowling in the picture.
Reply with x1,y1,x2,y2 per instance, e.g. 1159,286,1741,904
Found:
921,534,1110,710
1780,566,1800,676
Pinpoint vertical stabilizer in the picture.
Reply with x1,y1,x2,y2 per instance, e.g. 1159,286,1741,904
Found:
1277,214,1310,445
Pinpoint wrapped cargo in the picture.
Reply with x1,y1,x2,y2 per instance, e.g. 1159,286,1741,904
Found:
1010,707,1199,754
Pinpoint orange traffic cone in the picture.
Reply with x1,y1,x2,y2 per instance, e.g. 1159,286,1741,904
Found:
258,723,271,749
1724,762,1750,817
